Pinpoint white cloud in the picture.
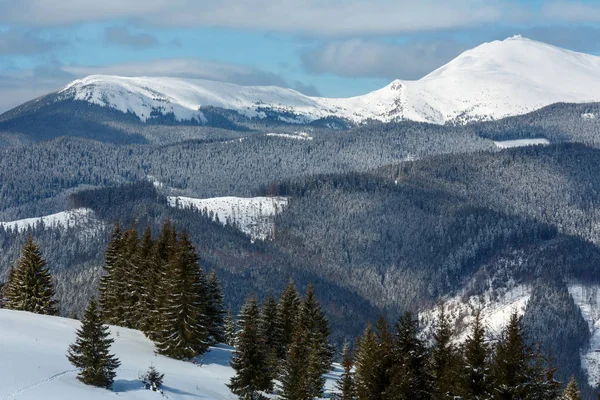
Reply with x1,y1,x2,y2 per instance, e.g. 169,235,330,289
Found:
0,0,507,35
303,39,466,80
104,26,159,49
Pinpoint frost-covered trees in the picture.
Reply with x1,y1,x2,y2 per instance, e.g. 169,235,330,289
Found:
67,298,120,389
142,364,165,392
225,309,237,346
4,236,57,315
460,309,491,399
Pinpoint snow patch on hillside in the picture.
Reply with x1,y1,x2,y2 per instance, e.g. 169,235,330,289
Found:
493,138,550,149
0,208,97,233
568,284,600,386
419,285,531,342
57,36,600,125
266,132,313,140
0,309,340,400
167,196,288,240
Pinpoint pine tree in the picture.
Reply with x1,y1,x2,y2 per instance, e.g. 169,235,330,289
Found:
430,305,459,400
120,225,142,329
261,292,281,384
280,327,310,400
374,315,394,397
562,376,581,400
5,236,57,315
143,364,165,392
137,226,156,335
225,309,238,346
156,230,209,359
491,312,531,400
277,278,301,359
99,224,125,325
67,298,120,389
460,308,491,400
228,295,271,399
206,270,226,343
297,285,334,380
335,340,357,400
354,325,381,400
1,265,16,304
388,312,432,400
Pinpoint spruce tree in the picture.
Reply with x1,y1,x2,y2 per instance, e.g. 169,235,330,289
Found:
491,312,531,400
99,224,125,325
430,305,459,400
143,364,165,392
374,315,394,397
460,308,491,399
156,230,209,359
335,340,357,400
280,327,310,400
562,376,581,400
277,278,301,359
120,225,142,329
228,295,271,399
261,292,281,383
225,309,238,346
206,270,226,343
354,325,380,400
388,312,432,400
137,226,156,335
67,298,120,389
5,236,57,315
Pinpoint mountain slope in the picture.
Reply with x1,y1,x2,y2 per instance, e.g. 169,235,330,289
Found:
7,35,600,128
0,309,341,399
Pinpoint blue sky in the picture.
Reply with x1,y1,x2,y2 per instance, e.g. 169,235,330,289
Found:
2,0,600,111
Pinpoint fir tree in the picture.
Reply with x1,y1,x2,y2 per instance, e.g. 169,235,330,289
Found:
279,327,310,400
156,230,209,359
388,312,432,400
562,376,581,400
142,364,165,392
354,325,380,400
206,270,226,343
261,292,281,383
335,340,357,400
374,315,394,397
99,224,125,325
5,236,58,315
228,295,271,400
276,278,301,359
120,225,142,329
460,308,491,400
430,305,459,400
225,309,238,346
67,298,120,389
137,226,156,335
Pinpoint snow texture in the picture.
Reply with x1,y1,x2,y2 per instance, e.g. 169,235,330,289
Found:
0,208,96,233
493,138,550,149
0,309,340,399
167,196,288,240
59,36,600,125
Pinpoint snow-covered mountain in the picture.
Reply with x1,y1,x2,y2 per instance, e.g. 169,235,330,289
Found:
53,36,600,125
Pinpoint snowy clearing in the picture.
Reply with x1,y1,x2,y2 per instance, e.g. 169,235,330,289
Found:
493,138,550,149
0,309,341,400
167,196,288,241
265,132,313,141
0,208,97,233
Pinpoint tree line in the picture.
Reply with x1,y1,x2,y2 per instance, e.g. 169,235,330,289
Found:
336,307,588,400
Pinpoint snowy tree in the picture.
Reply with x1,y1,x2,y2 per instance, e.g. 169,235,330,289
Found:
142,364,165,392
561,376,581,400
276,278,301,359
459,308,491,399
279,328,310,400
225,309,238,346
431,305,460,399
67,298,120,389
99,224,125,325
5,236,57,315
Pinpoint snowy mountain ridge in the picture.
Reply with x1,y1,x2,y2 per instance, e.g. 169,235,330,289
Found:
55,36,600,125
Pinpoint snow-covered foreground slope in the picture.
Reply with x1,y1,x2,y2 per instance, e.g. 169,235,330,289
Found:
0,208,97,233
0,309,341,400
167,196,288,240
54,36,600,125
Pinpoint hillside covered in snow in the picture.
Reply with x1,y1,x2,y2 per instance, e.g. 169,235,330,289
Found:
0,309,340,400
42,36,600,126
